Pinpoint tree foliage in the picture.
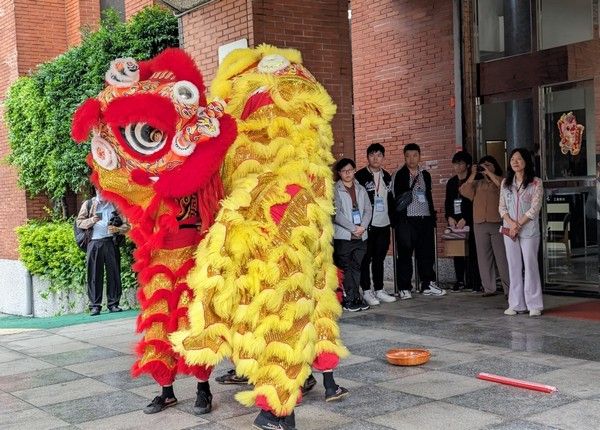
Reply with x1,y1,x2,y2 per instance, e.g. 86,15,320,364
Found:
5,7,179,207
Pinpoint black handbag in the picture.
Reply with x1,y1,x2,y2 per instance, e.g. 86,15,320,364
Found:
395,173,419,213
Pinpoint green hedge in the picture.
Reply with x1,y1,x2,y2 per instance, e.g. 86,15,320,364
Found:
16,221,138,301
5,6,179,208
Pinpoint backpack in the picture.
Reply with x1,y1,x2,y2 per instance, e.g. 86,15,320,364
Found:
74,199,93,252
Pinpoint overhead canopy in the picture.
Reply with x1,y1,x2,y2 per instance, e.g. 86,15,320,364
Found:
160,0,215,14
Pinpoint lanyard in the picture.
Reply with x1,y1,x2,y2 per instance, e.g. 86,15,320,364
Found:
374,171,381,197
410,171,420,189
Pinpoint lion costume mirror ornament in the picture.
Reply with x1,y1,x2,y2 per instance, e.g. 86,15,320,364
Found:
72,45,346,429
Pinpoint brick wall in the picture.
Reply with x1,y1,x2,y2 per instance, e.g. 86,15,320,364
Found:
351,0,457,230
0,0,28,259
181,0,254,84
0,0,98,259
14,0,68,74
66,0,100,47
125,0,154,20
252,0,354,159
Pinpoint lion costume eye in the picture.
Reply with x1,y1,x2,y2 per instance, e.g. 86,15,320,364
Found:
120,123,166,155
172,81,200,106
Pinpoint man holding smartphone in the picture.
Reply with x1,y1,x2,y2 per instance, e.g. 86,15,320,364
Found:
76,188,129,316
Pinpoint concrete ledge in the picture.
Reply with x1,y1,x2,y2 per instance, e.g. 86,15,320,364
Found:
0,259,138,317
31,277,138,317
0,259,30,316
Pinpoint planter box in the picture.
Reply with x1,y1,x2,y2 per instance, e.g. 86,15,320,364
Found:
31,276,138,317
0,259,30,316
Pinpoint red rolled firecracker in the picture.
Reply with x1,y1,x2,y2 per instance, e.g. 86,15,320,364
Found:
476,372,557,394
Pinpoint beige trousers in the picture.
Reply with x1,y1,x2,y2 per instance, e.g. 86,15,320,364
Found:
473,222,510,294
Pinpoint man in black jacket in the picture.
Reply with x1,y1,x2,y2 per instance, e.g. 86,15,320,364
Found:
391,143,446,298
355,143,397,306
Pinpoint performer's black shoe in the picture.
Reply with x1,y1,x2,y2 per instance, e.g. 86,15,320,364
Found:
215,369,249,385
301,374,317,395
252,410,296,430
193,391,212,415
282,411,296,428
325,385,349,402
143,395,177,414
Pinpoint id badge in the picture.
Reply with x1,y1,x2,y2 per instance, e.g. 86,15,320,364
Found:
352,209,362,225
416,191,426,203
453,198,462,215
374,196,385,212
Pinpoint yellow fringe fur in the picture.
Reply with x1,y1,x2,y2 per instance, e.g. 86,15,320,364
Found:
170,44,347,416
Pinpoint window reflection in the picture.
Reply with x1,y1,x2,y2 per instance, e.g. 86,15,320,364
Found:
539,0,594,50
477,0,532,62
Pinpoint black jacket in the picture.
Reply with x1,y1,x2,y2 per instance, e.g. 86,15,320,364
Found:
354,167,394,222
391,165,435,225
444,175,473,225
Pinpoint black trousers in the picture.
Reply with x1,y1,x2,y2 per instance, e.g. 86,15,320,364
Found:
453,231,481,288
360,225,391,291
86,238,122,310
333,239,367,304
394,217,435,291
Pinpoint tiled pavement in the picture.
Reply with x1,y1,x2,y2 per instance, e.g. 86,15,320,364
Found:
1,290,599,430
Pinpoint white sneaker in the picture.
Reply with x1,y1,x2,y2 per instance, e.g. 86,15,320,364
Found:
529,309,542,317
422,282,446,296
504,308,517,316
399,290,413,300
363,290,380,306
375,290,397,303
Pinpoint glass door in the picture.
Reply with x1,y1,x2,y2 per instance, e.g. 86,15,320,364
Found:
541,80,598,294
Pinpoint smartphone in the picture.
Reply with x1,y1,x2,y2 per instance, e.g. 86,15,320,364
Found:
95,212,103,220
476,165,485,173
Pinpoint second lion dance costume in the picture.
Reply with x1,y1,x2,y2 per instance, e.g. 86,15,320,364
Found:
72,45,347,429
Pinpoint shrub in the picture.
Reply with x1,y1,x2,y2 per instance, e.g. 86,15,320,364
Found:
16,221,138,303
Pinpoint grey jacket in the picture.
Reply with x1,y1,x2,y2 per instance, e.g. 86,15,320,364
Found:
334,179,372,241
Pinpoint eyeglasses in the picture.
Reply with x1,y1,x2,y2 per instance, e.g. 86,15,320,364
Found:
340,168,355,174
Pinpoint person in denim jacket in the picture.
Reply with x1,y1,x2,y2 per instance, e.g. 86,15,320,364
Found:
499,148,544,317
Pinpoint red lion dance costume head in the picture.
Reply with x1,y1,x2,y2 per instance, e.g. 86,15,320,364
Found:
71,49,237,386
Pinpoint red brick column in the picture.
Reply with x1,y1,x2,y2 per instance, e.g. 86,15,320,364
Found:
0,0,27,259
351,0,457,232
181,0,254,83
252,0,354,159
180,0,353,158
65,0,100,47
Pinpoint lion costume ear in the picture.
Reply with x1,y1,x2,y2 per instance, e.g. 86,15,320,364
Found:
71,98,102,142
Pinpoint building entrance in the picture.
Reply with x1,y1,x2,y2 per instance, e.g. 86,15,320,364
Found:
541,80,598,295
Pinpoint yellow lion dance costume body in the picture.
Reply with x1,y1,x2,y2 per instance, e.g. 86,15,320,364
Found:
73,45,346,429
170,45,348,423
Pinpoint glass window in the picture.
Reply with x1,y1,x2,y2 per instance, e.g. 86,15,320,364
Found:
477,97,535,173
539,0,594,50
101,0,125,21
542,81,596,179
476,0,532,62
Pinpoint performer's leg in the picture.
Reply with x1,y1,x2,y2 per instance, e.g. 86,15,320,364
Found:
194,380,213,415
322,370,349,402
